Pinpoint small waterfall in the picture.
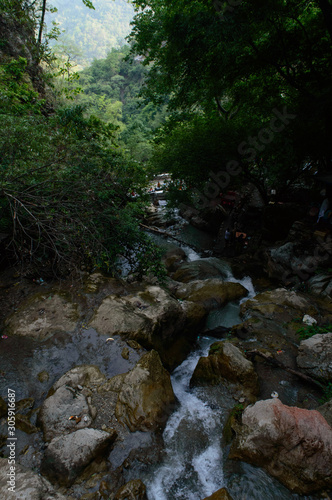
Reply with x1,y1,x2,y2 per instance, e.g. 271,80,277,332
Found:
145,267,315,500
146,268,254,500
146,338,226,500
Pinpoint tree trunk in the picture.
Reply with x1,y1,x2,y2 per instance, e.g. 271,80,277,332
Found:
37,0,47,47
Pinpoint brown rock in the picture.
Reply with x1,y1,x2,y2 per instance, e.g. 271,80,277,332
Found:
190,342,258,400
175,280,248,311
202,487,234,500
114,479,148,500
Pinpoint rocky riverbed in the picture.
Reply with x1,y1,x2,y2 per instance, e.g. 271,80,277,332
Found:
0,234,332,499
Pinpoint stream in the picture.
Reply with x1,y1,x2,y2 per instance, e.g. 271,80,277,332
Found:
142,207,319,500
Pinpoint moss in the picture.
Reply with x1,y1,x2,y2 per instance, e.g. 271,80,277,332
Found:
223,404,244,444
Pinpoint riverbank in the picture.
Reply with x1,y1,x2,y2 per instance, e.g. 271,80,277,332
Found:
0,204,332,499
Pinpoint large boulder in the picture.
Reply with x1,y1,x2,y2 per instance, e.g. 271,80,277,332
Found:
172,258,229,283
297,332,332,382
41,428,117,487
175,280,248,311
241,288,317,322
5,292,79,340
0,458,66,499
190,342,259,400
230,398,332,494
89,285,205,368
99,350,176,432
89,285,184,343
38,365,105,442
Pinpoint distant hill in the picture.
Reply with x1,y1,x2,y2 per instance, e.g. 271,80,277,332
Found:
46,0,135,66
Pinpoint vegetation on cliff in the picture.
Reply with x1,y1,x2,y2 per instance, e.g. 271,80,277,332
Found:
0,1,161,277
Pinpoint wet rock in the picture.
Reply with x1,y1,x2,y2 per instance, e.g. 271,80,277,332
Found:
89,285,204,368
172,258,229,283
99,350,176,432
297,332,332,382
121,347,130,360
89,285,183,344
113,479,148,500
162,247,187,272
5,292,79,340
41,428,117,487
38,365,105,442
39,385,93,442
16,413,38,434
317,400,332,427
308,273,332,297
190,342,259,400
51,365,106,393
175,279,248,311
230,398,332,494
241,288,317,321
0,457,66,499
202,487,234,500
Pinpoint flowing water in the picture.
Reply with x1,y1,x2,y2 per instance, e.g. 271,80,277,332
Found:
142,208,320,499
144,287,319,500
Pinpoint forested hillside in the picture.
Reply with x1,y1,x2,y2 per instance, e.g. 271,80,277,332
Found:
0,0,162,278
76,46,167,161
46,0,134,66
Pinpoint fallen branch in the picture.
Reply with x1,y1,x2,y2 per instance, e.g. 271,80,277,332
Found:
248,349,325,390
139,223,201,253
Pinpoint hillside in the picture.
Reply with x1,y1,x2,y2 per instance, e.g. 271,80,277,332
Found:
46,0,135,66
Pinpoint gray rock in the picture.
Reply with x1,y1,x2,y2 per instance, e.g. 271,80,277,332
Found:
5,292,79,340
241,288,316,321
297,332,332,382
0,457,66,499
317,400,332,427
38,385,93,442
309,273,332,297
41,428,116,486
89,285,205,368
52,365,106,393
89,285,184,346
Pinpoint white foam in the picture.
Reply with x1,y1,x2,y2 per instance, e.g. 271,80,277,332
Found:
192,443,224,497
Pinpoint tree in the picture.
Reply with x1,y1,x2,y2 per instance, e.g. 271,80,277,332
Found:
129,0,332,202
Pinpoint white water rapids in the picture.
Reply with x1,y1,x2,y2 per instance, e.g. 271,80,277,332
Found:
145,271,256,500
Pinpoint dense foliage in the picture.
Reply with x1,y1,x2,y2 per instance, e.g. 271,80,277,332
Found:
0,2,164,278
75,46,167,162
128,0,332,204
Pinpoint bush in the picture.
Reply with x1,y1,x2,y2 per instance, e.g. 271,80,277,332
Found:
0,58,160,277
